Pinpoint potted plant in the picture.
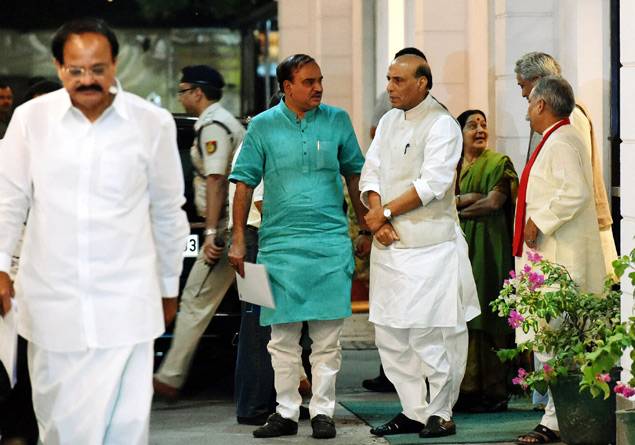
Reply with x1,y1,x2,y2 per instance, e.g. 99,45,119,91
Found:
490,250,633,445
577,249,635,443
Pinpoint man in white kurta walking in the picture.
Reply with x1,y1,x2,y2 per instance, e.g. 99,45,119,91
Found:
0,19,189,444
360,52,480,439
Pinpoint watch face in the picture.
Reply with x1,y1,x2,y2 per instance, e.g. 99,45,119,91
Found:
383,208,391,219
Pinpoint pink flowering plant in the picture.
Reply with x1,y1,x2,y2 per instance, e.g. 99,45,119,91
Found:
490,249,625,396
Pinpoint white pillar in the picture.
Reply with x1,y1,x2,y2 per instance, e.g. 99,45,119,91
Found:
493,0,556,171
408,0,469,116
277,0,375,150
467,0,490,116
375,0,406,96
557,0,612,198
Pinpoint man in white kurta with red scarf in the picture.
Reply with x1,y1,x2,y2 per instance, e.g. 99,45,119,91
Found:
360,53,480,439
513,75,604,445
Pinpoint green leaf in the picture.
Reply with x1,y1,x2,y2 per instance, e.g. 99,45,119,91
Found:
613,257,629,278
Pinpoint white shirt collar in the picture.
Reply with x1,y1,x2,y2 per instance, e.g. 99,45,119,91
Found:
403,93,431,121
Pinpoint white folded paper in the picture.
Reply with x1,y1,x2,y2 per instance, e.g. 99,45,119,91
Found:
236,262,276,309
0,300,18,388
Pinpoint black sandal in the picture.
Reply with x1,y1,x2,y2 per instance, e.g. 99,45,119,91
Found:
517,424,560,444
418,415,456,438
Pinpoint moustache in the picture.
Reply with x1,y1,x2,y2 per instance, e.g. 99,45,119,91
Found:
76,84,103,93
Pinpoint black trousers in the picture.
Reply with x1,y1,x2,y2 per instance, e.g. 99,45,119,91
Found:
233,227,276,418
0,336,38,444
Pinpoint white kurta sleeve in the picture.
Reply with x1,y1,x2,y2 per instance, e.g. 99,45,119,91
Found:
0,110,31,273
530,140,590,236
359,121,384,209
413,116,462,206
148,113,189,297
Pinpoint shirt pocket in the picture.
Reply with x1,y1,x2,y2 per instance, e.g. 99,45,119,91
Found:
99,148,143,200
403,139,421,159
316,140,339,171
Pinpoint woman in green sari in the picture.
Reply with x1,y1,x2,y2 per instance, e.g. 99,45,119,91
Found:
454,109,519,413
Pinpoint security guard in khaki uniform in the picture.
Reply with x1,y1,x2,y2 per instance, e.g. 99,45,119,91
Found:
154,65,245,398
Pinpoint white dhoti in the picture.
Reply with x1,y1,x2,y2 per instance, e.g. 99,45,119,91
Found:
268,319,343,422
155,247,235,389
28,341,153,445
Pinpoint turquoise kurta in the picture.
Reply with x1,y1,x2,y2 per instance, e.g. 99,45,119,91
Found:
229,100,365,326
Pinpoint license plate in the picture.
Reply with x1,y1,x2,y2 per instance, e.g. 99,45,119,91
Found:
183,234,199,257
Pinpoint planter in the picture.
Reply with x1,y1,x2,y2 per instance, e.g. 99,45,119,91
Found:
616,410,635,444
550,373,616,445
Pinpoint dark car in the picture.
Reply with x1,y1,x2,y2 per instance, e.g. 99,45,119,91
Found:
153,114,242,390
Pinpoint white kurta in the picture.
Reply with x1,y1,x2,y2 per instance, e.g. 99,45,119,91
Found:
368,226,477,328
518,122,604,294
360,99,480,329
529,107,617,274
0,84,189,352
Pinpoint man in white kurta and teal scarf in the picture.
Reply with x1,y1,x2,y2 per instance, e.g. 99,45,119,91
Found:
228,54,370,440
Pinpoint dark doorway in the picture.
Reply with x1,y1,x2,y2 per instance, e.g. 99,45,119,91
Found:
610,0,621,252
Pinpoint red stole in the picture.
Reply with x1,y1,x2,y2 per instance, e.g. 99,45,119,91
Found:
512,118,570,257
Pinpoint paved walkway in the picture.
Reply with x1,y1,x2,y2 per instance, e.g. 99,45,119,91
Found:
149,348,527,445
149,315,537,444
150,348,385,445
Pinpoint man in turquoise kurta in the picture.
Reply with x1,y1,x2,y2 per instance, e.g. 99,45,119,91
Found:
228,54,369,439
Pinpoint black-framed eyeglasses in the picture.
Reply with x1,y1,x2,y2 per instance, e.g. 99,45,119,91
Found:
177,87,197,96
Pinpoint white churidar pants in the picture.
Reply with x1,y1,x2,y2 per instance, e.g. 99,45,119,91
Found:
445,323,468,407
268,319,344,422
375,323,467,424
535,351,559,432
28,341,153,445
155,247,234,388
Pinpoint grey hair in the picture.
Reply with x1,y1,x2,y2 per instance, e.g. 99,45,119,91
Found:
515,52,561,81
529,75,575,118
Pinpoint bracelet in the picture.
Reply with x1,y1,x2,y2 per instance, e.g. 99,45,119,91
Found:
358,229,372,236
204,228,217,237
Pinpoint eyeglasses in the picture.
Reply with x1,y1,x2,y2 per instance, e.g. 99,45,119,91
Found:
63,65,109,78
177,87,197,96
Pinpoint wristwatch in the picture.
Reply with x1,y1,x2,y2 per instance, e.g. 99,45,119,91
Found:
204,228,217,237
383,207,392,221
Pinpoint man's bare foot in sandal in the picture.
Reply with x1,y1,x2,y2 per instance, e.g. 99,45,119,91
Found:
517,424,560,444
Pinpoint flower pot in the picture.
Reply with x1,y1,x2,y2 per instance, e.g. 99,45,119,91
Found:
550,373,616,445
616,410,635,444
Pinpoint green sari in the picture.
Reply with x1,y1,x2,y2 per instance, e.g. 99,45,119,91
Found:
456,149,518,410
